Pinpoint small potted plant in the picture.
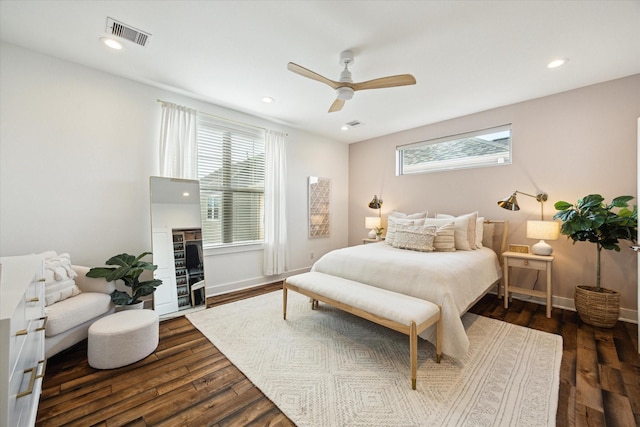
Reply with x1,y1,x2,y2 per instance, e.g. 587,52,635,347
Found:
375,226,385,240
553,194,637,327
87,252,162,309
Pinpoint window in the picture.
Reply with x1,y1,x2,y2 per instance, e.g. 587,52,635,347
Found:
197,114,265,248
397,124,512,175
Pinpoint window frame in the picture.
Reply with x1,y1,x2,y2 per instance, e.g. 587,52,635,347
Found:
396,124,512,175
197,114,265,250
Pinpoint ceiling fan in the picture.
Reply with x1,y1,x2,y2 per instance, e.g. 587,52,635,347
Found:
287,50,417,113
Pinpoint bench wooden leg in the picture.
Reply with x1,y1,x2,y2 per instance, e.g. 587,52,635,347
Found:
436,311,442,363
283,284,288,320
410,321,417,390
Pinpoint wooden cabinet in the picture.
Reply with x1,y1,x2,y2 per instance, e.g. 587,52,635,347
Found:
0,254,46,427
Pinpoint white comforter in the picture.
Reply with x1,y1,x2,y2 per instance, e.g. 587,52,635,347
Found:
311,243,502,359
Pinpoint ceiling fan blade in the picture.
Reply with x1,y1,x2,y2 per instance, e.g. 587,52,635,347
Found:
328,98,345,113
287,62,341,90
351,74,416,91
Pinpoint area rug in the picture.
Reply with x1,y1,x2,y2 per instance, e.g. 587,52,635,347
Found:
187,290,562,426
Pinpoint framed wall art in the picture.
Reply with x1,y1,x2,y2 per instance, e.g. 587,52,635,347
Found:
308,176,330,238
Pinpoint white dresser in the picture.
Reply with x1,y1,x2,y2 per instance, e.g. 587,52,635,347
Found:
0,255,46,427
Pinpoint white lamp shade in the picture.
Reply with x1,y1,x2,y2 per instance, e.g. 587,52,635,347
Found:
527,220,559,255
526,220,560,240
365,216,381,229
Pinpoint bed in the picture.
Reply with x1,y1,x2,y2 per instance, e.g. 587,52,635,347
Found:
310,218,507,360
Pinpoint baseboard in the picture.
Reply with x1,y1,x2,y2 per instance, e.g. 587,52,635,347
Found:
205,267,311,296
508,294,638,325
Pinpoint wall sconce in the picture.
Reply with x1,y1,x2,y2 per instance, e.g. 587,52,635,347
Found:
368,195,383,217
498,190,559,255
497,190,548,220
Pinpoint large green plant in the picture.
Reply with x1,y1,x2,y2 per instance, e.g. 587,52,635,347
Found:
87,252,162,305
553,194,637,290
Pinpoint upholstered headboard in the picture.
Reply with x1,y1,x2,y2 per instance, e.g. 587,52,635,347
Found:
483,220,508,261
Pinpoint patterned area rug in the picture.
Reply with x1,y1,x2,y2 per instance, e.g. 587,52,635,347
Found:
187,290,562,426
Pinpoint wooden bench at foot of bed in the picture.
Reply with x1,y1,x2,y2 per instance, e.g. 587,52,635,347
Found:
283,271,441,390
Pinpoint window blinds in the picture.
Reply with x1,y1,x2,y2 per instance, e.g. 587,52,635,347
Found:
197,114,265,247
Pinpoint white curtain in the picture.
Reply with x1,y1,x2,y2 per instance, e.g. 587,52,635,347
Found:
263,129,288,275
159,102,198,179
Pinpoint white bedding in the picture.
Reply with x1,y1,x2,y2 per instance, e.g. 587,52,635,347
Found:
311,242,502,359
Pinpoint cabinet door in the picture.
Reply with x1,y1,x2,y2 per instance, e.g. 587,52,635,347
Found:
152,229,179,315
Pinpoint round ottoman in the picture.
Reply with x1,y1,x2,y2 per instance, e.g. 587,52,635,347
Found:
88,309,159,369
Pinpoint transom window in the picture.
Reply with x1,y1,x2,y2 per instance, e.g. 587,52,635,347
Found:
397,124,512,175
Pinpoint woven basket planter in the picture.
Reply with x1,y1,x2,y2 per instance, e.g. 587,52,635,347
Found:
574,285,620,328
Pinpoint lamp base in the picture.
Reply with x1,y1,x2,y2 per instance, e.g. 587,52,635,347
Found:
531,240,553,256
368,229,377,239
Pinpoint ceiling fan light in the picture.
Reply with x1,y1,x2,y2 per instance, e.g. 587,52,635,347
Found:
336,87,354,100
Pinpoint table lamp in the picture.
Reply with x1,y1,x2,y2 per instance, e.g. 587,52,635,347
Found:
526,220,559,255
365,216,381,239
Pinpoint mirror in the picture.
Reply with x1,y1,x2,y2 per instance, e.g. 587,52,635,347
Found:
149,176,207,317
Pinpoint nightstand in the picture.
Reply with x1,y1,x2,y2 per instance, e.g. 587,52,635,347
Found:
363,238,384,244
502,251,554,317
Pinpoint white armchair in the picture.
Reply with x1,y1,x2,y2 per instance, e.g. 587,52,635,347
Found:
45,265,116,358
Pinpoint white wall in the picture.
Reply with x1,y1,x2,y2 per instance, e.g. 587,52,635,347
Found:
0,42,349,295
350,75,640,318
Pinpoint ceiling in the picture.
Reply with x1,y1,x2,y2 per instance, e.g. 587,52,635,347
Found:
1,1,639,144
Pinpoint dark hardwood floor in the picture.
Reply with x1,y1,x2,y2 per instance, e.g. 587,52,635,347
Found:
37,284,639,427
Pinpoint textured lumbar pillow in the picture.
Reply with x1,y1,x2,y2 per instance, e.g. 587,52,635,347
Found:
392,225,437,252
385,217,424,246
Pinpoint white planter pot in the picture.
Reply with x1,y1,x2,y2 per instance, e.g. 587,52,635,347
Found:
116,301,144,311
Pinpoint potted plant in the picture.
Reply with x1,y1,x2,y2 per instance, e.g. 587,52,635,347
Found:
553,194,637,327
375,226,385,240
87,252,162,309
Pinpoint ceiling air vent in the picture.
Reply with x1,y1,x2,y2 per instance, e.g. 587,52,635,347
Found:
106,17,151,47
345,120,364,128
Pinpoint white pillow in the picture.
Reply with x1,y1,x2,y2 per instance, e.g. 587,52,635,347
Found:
436,212,478,250
386,217,424,245
423,220,456,252
44,253,81,306
390,210,428,219
392,225,436,252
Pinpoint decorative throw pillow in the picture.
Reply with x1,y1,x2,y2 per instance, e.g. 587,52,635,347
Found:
434,212,478,250
44,252,81,306
385,217,424,246
392,225,436,252
390,210,428,219
423,219,456,252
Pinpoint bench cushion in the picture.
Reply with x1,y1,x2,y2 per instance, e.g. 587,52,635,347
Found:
286,272,439,326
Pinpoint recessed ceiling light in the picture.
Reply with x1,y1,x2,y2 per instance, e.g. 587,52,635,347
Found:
100,37,123,50
262,96,275,103
182,192,190,197
547,58,568,69
340,125,349,131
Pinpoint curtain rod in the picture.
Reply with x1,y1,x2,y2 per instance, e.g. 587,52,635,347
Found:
157,99,287,136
